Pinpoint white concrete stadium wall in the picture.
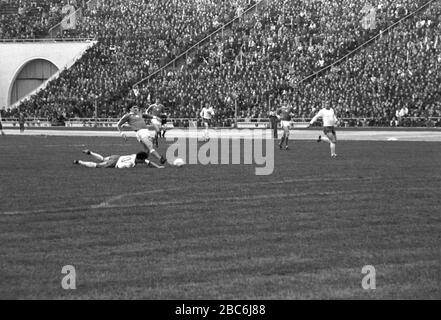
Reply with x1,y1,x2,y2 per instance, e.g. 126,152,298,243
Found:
0,41,96,109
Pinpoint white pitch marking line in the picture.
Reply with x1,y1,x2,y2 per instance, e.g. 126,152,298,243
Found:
92,188,183,209
94,176,386,208
0,189,371,216
1,185,436,217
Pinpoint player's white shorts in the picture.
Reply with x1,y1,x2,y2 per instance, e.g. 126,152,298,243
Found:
136,129,154,149
281,120,291,129
151,117,161,127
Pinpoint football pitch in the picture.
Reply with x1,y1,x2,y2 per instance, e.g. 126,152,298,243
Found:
0,133,440,299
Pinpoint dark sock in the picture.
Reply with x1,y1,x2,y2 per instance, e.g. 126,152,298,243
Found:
280,136,285,146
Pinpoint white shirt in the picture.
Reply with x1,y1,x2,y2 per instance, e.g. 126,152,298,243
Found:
200,107,215,120
310,108,338,127
398,107,408,117
115,154,137,169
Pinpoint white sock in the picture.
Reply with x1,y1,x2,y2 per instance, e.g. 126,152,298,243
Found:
330,142,336,156
90,152,104,161
79,161,97,168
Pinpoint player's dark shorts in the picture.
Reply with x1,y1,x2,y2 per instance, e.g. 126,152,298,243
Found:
203,118,211,126
161,118,167,126
323,126,336,136
103,155,120,168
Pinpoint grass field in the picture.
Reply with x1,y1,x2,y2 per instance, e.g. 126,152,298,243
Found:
0,134,440,299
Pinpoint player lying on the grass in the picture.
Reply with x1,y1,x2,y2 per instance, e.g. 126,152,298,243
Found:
308,101,339,158
117,104,167,165
277,101,295,150
73,150,165,169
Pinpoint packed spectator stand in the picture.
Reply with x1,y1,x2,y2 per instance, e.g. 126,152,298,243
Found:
1,0,440,128
0,0,83,39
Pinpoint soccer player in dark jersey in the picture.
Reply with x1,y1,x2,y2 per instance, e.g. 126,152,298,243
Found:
18,112,25,133
268,109,279,139
0,113,4,135
117,105,167,165
146,98,166,147
276,102,295,150
160,113,168,138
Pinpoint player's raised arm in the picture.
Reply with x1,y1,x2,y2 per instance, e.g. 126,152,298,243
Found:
309,110,323,126
146,104,154,115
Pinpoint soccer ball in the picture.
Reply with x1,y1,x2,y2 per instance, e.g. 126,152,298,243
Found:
173,158,185,167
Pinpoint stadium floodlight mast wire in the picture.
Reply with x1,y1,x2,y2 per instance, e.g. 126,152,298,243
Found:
131,0,267,90
129,0,438,122
295,0,439,87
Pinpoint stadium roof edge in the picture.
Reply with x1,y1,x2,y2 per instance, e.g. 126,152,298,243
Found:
0,38,96,43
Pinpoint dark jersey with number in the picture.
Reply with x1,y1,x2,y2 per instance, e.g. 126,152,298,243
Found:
149,104,165,117
277,106,294,121
18,113,25,124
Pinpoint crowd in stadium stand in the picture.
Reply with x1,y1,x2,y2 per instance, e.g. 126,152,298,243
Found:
14,0,256,119
5,0,441,128
296,1,441,128
141,1,440,126
137,0,440,127
0,0,84,39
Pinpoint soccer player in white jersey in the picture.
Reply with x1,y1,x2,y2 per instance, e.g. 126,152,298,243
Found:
308,101,339,158
117,104,167,165
73,150,164,169
200,104,215,141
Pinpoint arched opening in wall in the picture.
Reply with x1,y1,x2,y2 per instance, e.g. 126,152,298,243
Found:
9,59,58,106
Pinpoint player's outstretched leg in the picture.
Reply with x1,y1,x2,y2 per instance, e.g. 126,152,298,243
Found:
154,132,158,148
140,138,167,165
83,149,105,161
146,160,165,169
150,148,167,165
330,136,337,158
280,135,285,149
204,122,210,141
322,133,337,157
74,160,97,168
280,126,290,150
